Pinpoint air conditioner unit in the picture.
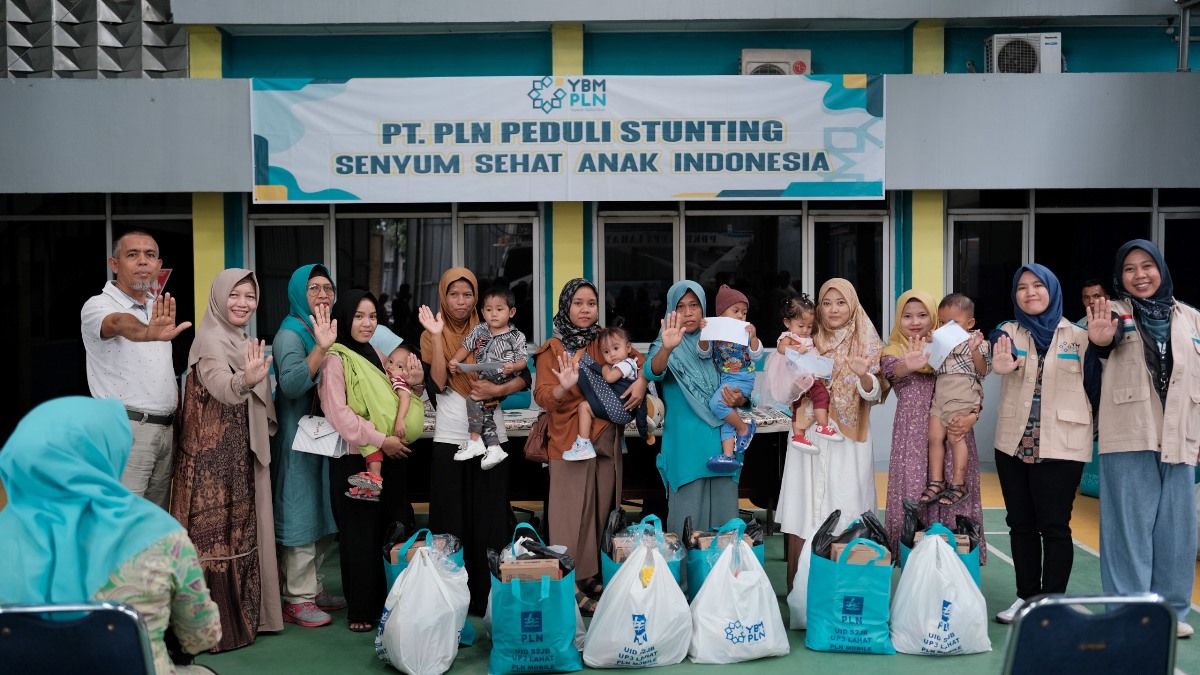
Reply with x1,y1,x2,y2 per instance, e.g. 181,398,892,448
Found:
740,48,812,75
984,33,1062,73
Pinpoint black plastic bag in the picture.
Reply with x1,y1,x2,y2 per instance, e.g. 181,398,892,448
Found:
900,499,925,549
522,539,577,574
601,508,631,556
955,514,983,553
382,521,409,559
745,519,765,547
487,548,502,579
682,516,697,550
810,510,843,559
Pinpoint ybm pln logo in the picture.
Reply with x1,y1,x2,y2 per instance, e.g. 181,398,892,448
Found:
527,76,607,114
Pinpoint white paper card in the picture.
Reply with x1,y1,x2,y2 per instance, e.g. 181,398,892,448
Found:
457,361,506,373
699,317,750,345
925,321,970,370
785,349,835,378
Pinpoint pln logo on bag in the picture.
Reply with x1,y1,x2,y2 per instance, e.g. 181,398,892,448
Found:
521,611,543,638
842,595,864,621
723,620,767,644
938,600,953,632
632,614,648,646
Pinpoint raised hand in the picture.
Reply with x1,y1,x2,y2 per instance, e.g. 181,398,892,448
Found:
551,351,579,390
147,293,192,341
417,305,443,335
848,343,872,377
745,322,758,345
309,303,337,351
1087,296,1118,346
403,352,424,386
243,339,273,388
659,312,685,350
991,335,1024,375
967,330,984,350
902,335,931,371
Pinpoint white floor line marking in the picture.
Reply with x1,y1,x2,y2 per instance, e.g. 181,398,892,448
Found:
986,544,1014,566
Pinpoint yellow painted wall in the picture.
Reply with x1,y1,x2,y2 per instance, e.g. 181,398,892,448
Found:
910,22,945,298
189,29,226,324
549,24,586,295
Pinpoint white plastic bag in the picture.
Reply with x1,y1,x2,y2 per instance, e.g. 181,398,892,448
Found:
376,547,470,674
785,537,813,630
584,543,692,668
688,541,790,664
889,534,991,655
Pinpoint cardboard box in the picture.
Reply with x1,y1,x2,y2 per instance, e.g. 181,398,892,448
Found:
829,542,892,566
913,530,972,553
388,538,453,564
613,533,681,563
499,557,563,583
689,531,755,551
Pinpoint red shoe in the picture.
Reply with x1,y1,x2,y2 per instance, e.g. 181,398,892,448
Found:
813,423,844,441
789,433,818,454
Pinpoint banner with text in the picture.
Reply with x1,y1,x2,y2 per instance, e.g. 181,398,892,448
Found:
250,75,884,203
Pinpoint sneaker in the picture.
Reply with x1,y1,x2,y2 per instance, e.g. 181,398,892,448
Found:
789,433,818,454
481,445,508,470
314,590,346,612
706,453,742,473
347,471,382,490
1179,621,1194,639
562,437,597,461
995,597,1025,624
282,601,332,628
454,438,487,461
813,423,844,441
735,420,757,454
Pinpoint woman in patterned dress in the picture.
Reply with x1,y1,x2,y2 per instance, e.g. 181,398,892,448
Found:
172,268,282,651
0,397,223,673
880,290,985,560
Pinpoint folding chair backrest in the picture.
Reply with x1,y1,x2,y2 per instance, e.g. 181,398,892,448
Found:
0,601,155,675
1001,593,1175,675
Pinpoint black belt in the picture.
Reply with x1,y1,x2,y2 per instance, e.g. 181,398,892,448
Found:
127,409,174,426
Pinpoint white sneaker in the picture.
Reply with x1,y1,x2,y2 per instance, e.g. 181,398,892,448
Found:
1178,621,1194,639
562,437,597,461
481,445,508,470
995,597,1025,624
454,438,487,461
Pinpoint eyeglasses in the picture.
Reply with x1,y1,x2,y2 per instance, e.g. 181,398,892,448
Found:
306,283,334,295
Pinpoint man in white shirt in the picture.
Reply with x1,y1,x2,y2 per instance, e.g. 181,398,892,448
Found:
81,231,192,508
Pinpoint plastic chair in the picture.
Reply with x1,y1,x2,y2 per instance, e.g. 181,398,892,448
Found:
0,601,155,675
1001,593,1176,675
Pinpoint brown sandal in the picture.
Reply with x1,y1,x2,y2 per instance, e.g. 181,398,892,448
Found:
938,483,970,506
918,480,946,505
575,591,598,617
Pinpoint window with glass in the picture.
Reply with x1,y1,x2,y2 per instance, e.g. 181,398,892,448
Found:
462,219,538,345
1163,213,1200,307
251,218,328,345
1033,212,1152,322
813,218,886,334
947,217,1024,332
599,219,675,343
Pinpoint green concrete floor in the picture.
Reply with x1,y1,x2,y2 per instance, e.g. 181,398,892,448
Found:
197,509,1198,674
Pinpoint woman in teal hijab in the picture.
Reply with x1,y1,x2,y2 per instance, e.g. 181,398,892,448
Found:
0,397,222,672
270,263,345,628
645,281,748,535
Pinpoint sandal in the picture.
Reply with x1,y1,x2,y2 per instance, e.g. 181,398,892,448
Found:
938,484,970,506
917,480,946,505
348,471,383,491
349,621,376,633
581,576,604,598
575,591,598,617
345,486,380,502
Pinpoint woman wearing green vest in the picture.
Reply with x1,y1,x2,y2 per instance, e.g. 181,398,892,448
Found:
318,289,421,632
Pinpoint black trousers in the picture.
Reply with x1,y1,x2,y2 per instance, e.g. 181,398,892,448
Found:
994,449,1084,599
428,440,512,615
328,451,413,624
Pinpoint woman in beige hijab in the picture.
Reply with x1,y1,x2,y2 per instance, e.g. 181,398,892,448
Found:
171,268,282,651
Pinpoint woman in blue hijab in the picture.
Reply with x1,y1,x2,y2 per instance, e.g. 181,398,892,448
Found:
1087,239,1200,639
0,397,222,672
987,263,1096,625
645,281,747,536
269,264,344,628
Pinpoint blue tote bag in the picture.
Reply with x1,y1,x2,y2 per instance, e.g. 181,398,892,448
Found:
805,537,895,654
684,518,766,602
599,514,683,587
489,522,582,675
898,522,981,588
383,528,475,646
